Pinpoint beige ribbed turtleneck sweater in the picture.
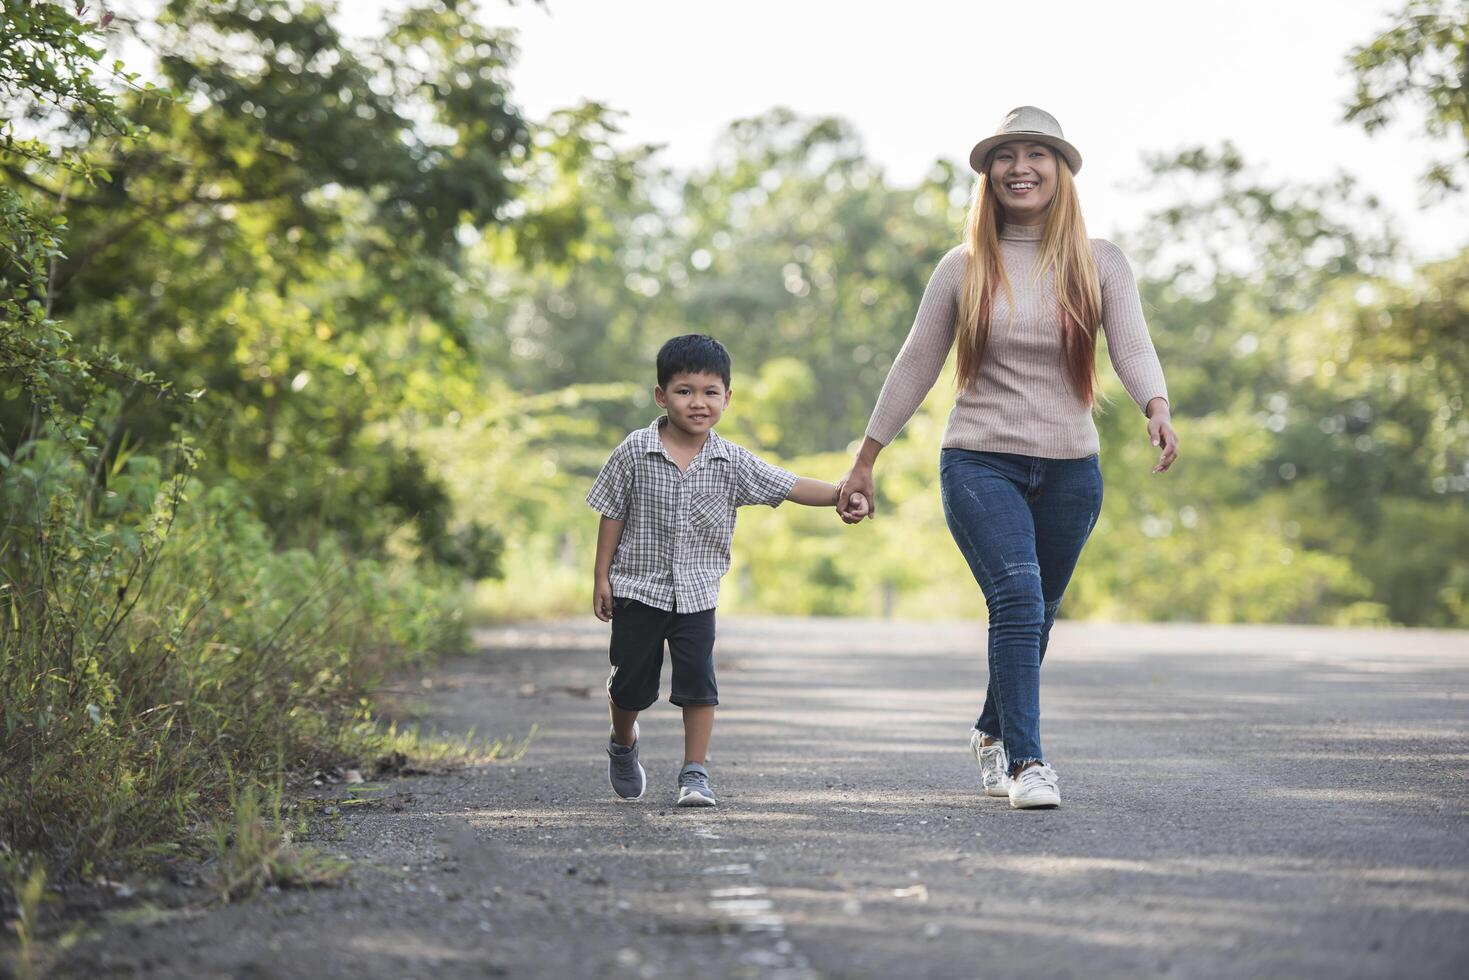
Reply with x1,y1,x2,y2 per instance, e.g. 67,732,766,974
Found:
865,224,1168,459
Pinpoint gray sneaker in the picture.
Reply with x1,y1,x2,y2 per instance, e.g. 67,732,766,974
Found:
676,761,716,807
607,722,645,800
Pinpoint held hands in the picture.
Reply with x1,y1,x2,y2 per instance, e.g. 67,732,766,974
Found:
835,466,876,524
593,576,615,622
1147,398,1179,473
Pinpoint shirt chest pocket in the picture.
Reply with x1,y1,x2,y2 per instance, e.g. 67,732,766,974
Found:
686,462,731,529
689,490,727,529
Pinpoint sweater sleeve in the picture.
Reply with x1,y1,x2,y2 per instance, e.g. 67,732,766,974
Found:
1094,240,1168,414
864,246,967,445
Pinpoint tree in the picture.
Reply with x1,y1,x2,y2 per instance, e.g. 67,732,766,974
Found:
3,0,593,564
1,0,169,440
477,109,972,457
1347,0,1469,195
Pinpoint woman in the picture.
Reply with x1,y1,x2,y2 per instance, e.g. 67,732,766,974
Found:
837,106,1178,810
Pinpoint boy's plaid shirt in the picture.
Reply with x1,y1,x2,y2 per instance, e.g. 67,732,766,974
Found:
586,417,797,613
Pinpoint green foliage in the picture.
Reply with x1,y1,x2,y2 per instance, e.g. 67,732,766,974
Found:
152,0,527,259
346,720,535,774
1347,0,1469,195
1,853,47,980
1127,143,1397,320
1109,145,1468,625
1,1,175,446
0,439,466,876
474,108,967,457
13,0,560,556
1,1,573,892
208,773,346,904
1,0,588,893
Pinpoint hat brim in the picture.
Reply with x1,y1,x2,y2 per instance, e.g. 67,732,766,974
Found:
969,133,1082,176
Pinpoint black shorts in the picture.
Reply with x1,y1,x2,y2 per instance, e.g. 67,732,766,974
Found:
607,598,718,710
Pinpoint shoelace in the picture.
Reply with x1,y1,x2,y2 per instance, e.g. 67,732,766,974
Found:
680,770,709,789
1017,764,1057,788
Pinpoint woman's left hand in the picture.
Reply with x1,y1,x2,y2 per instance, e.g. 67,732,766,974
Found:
1146,398,1178,473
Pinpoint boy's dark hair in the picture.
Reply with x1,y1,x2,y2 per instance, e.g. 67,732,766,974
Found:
656,334,731,389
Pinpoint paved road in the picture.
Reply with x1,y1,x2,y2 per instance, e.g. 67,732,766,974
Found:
58,619,1469,979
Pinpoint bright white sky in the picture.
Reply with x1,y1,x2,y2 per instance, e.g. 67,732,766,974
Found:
170,0,1469,260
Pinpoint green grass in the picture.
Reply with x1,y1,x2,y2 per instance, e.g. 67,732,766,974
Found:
0,441,484,915
208,775,348,904
345,720,537,772
1,857,47,980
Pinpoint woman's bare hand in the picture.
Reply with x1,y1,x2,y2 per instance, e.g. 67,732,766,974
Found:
1147,399,1179,473
837,466,876,523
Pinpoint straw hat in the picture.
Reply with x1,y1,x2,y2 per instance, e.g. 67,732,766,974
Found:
968,106,1082,175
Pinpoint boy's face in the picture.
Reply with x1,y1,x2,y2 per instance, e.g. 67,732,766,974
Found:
655,371,731,437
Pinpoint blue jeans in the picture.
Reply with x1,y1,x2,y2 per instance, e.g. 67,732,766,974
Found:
939,449,1103,773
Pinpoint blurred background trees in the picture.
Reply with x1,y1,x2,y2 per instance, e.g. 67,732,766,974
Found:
8,0,1465,635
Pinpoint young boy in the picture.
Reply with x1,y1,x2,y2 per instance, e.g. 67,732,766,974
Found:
586,334,868,806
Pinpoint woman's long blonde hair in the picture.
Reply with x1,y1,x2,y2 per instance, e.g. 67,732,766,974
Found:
956,156,1102,406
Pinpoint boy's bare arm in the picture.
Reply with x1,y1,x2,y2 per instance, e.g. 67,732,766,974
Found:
593,515,625,622
786,478,869,517
786,477,838,507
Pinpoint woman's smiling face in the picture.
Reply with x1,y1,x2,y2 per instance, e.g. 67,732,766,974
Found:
988,141,1059,225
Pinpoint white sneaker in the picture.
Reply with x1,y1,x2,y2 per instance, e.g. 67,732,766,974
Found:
1008,762,1061,809
968,729,1012,797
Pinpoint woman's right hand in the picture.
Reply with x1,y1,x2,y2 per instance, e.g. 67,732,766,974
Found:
836,463,876,524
